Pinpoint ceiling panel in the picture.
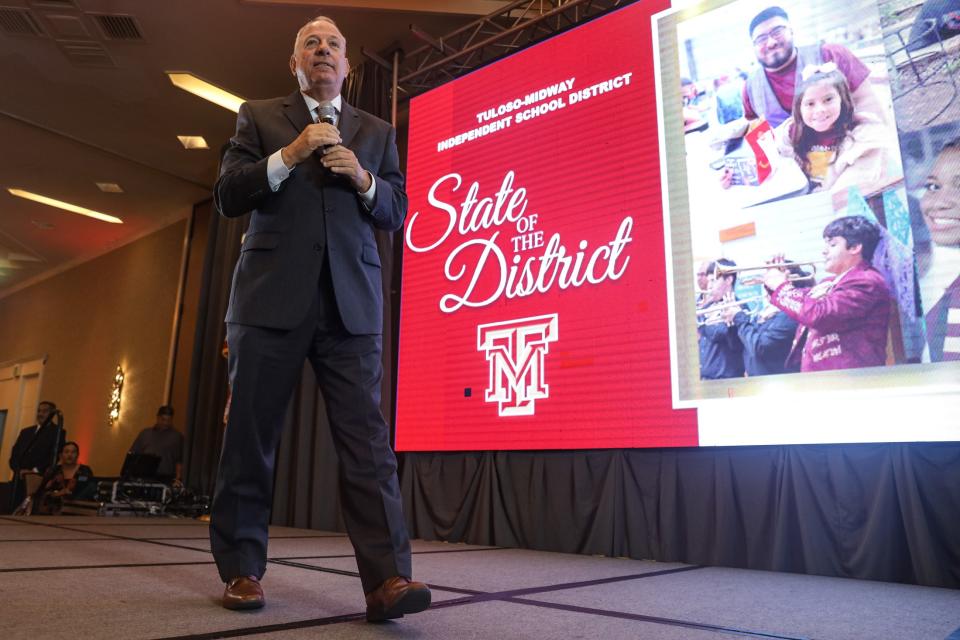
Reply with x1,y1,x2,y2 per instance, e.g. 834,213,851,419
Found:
0,0,490,296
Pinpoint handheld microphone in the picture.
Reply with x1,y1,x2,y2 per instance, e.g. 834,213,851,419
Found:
317,102,337,127
316,102,339,172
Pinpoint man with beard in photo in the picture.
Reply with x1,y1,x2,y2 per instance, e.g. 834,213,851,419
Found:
740,6,886,129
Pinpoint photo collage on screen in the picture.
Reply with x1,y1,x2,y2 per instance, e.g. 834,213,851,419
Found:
670,0,959,385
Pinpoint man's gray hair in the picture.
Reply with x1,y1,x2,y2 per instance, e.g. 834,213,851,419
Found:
293,15,342,53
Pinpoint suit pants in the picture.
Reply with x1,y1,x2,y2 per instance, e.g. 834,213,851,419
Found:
210,263,411,594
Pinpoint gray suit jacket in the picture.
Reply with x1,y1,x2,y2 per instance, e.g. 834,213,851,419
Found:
215,90,406,334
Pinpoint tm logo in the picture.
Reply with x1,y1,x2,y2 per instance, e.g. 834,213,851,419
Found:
477,314,559,416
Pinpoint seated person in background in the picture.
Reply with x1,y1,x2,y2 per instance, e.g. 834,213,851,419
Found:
715,75,744,125
8,401,65,509
681,77,710,133
721,262,814,376
765,216,891,372
129,405,184,485
917,138,960,361
778,64,897,193
698,259,746,379
32,442,94,515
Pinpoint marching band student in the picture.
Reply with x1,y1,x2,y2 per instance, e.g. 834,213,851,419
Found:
721,262,813,375
764,215,891,372
695,260,712,308
698,258,746,379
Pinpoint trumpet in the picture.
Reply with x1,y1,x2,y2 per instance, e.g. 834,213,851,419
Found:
715,260,821,286
696,295,764,316
697,295,767,327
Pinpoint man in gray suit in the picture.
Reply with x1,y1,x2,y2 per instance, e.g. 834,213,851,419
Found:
210,15,430,622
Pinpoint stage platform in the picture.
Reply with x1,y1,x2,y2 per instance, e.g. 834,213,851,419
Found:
1,515,958,639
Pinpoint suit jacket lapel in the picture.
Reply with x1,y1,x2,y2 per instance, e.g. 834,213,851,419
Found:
283,92,360,148
339,100,360,149
282,90,313,135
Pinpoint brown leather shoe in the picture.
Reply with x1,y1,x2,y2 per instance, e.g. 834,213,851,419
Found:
365,576,431,622
222,576,265,610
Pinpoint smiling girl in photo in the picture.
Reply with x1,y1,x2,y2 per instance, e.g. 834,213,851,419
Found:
781,63,897,193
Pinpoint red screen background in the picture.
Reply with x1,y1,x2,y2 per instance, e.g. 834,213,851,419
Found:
396,0,698,451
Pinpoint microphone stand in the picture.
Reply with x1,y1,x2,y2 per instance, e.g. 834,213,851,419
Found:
8,466,19,514
49,411,64,472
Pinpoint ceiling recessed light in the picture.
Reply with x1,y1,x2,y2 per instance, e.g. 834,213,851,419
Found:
177,135,210,150
96,182,125,193
9,188,123,224
167,72,244,113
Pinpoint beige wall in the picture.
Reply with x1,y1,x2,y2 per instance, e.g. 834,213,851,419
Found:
0,219,187,476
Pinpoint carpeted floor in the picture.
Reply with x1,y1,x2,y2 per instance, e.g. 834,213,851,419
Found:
0,515,958,639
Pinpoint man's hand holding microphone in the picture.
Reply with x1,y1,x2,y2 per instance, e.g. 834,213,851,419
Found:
280,103,372,193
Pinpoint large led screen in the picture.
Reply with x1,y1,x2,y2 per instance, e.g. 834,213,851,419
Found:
396,0,960,451
396,0,697,450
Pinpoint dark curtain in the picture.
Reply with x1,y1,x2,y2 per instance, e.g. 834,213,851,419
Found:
344,51,395,125
182,200,245,496
400,444,960,589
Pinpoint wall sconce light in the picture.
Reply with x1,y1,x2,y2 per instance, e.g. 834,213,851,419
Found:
108,364,124,425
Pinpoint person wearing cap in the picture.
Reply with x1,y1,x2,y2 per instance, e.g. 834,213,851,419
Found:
128,405,183,485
